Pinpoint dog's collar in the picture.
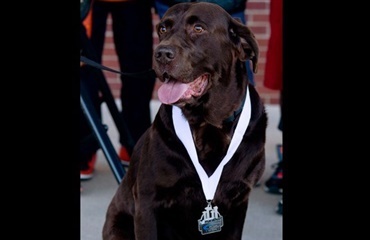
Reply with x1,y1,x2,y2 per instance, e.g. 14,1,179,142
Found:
223,88,248,123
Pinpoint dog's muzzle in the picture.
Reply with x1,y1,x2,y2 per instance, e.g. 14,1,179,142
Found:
155,45,176,65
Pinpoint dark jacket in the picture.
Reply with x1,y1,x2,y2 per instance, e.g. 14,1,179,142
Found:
156,0,247,14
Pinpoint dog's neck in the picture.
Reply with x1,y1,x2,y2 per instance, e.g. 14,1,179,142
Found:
223,90,247,123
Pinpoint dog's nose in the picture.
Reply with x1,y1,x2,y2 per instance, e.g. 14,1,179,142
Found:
155,46,175,63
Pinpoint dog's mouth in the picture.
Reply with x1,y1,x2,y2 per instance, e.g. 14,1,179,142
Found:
157,73,209,105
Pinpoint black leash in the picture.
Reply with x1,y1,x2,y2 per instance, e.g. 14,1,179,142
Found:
80,55,156,79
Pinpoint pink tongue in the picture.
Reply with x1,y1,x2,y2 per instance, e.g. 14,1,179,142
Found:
158,81,189,104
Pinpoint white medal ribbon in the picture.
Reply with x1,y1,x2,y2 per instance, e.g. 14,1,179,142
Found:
172,86,251,200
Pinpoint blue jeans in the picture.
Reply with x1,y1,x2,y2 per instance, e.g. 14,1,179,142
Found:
154,1,255,85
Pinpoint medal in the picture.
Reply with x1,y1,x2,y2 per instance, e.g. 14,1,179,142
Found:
172,86,251,235
198,201,224,235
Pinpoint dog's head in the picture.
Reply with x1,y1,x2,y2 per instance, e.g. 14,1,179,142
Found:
154,2,259,110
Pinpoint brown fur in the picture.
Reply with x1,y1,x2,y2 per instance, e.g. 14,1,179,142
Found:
102,2,267,239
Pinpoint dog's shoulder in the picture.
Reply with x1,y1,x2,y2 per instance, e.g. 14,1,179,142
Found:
153,104,173,128
132,103,185,163
243,84,268,145
249,84,268,125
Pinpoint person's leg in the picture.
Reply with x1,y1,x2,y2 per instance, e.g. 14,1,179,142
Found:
264,90,283,194
80,3,109,179
274,89,283,214
80,23,102,179
80,66,101,178
278,89,283,131
112,2,156,145
90,1,110,63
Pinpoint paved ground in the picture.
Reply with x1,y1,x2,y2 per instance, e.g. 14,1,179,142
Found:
81,100,282,240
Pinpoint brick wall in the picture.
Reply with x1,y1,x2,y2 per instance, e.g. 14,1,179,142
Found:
100,0,280,104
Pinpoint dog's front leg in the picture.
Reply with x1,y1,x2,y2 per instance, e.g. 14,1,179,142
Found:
134,201,157,240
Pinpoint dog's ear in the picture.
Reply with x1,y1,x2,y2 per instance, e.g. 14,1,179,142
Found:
230,18,259,73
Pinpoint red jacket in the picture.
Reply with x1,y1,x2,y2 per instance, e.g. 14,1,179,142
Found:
263,0,283,90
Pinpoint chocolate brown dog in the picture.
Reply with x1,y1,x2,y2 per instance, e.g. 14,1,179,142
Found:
103,2,267,239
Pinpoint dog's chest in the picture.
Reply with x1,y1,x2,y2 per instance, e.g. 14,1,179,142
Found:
154,155,248,208
191,122,237,175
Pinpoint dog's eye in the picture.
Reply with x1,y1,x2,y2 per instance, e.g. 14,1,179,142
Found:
194,25,204,33
229,28,237,38
159,26,167,34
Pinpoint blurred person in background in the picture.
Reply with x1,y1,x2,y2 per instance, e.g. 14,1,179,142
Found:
80,0,156,180
263,0,283,215
80,2,102,182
